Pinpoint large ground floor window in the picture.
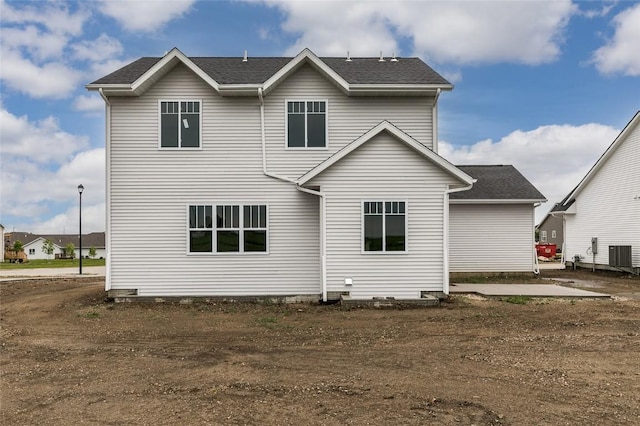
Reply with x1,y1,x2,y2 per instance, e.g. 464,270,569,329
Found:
363,201,406,252
188,204,267,253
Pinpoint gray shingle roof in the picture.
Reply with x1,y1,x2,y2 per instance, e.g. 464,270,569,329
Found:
450,165,546,201
90,55,450,86
5,232,105,248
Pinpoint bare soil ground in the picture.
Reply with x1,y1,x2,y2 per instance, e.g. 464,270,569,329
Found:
1,270,639,425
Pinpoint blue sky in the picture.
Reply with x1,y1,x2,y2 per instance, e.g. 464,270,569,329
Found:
1,0,639,233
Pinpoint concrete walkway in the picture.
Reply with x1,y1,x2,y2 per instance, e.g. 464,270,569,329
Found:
0,266,106,280
450,283,609,298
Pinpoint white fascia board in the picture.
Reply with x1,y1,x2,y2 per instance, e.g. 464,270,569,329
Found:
86,84,131,92
564,111,639,202
263,48,350,95
348,84,453,94
449,199,547,204
298,121,475,186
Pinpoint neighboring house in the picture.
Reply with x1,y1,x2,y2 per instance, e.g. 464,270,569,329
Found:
0,224,4,262
553,111,639,273
5,232,106,260
449,165,546,273
536,204,564,249
87,48,544,300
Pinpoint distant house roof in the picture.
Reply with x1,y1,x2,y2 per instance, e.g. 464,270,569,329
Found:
450,165,546,202
5,232,105,248
90,54,450,86
553,111,640,213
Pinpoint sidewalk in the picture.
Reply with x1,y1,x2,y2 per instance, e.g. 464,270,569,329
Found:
0,266,106,280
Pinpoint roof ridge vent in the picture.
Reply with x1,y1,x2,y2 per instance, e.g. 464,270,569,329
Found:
242,50,248,62
378,51,385,62
346,51,352,62
390,52,398,62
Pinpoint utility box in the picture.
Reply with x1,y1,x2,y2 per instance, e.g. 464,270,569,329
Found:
591,237,598,254
609,246,632,267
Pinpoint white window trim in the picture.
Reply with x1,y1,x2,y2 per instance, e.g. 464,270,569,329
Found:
186,203,269,255
551,230,556,239
284,99,329,150
540,230,547,243
158,99,203,150
361,200,409,254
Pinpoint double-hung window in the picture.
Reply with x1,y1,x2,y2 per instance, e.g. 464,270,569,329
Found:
363,201,406,252
189,205,213,252
287,100,327,148
188,204,268,253
160,100,201,148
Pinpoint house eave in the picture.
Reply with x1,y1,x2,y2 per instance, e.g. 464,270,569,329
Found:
449,199,547,204
347,84,453,96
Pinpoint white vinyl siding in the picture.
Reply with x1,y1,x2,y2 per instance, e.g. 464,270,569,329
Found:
449,204,535,272
307,132,460,299
564,119,640,268
108,64,320,296
265,64,435,177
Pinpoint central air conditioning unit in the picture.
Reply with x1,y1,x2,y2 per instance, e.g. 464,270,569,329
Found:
609,245,632,268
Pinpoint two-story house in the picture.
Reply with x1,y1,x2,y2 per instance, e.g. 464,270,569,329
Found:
88,48,544,301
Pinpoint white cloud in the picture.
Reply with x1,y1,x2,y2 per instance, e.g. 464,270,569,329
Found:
439,123,620,221
0,47,85,99
0,0,89,36
262,0,576,65
26,202,106,235
72,33,123,62
0,108,89,163
73,94,105,112
0,25,70,60
98,0,196,32
592,3,640,76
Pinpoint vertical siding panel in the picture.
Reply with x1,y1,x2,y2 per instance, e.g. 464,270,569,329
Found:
449,204,535,272
564,120,640,268
308,133,459,299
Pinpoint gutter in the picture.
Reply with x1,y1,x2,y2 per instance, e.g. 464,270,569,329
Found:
258,88,328,302
99,89,112,291
443,182,475,294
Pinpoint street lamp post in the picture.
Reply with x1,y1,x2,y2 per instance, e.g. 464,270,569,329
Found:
78,184,84,275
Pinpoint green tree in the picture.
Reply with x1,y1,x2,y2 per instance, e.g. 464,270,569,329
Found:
89,246,97,259
42,239,55,260
13,240,23,252
65,242,76,259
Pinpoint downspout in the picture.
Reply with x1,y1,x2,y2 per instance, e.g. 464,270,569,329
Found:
432,88,441,153
443,182,474,294
99,89,112,291
258,89,328,302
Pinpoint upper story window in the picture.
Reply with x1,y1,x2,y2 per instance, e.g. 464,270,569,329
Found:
160,100,201,149
363,201,407,252
540,230,547,242
286,100,327,148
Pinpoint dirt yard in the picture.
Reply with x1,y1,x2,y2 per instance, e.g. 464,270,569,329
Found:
1,270,639,425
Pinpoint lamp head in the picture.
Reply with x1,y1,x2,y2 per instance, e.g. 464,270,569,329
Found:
78,184,84,194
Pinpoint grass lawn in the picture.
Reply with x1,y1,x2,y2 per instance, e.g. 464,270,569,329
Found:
0,258,105,270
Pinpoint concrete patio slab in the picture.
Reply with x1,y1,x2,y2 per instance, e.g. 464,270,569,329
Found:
450,283,609,298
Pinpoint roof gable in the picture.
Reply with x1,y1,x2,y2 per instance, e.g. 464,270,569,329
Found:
555,111,640,211
297,121,474,186
87,48,452,97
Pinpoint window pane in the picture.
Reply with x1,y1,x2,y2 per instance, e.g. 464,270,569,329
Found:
205,206,212,228
161,114,179,147
189,206,196,228
399,202,405,214
251,206,258,228
259,205,266,228
181,113,199,147
217,206,224,228
224,206,232,228
307,113,326,147
385,215,405,251
217,231,239,252
190,230,212,252
232,206,239,228
288,114,305,147
244,206,251,228
197,205,204,228
364,215,383,251
244,230,267,252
